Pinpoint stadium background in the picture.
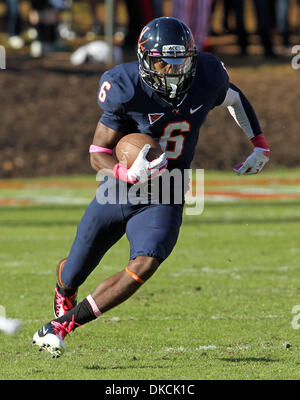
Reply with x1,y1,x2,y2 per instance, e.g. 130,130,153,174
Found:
0,0,299,179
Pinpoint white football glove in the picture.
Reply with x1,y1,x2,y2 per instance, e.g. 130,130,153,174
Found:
127,144,168,184
234,147,270,176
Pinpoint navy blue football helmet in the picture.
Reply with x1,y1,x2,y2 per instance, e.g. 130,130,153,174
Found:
137,17,198,100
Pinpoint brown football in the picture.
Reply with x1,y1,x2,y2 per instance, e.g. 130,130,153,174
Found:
115,133,163,168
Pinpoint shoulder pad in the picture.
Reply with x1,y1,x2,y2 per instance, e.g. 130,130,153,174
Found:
196,53,229,90
97,63,137,112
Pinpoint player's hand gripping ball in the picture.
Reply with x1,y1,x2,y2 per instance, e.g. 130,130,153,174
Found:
115,133,168,184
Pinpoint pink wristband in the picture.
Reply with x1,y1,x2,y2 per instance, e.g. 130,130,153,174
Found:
113,163,129,181
89,144,113,154
250,134,269,150
113,163,138,184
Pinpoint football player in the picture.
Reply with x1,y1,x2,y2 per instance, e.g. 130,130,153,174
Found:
32,17,270,358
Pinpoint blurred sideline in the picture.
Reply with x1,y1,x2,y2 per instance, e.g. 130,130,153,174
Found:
0,0,299,65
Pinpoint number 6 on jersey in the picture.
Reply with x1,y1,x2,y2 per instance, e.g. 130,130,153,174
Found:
99,81,112,103
159,121,191,160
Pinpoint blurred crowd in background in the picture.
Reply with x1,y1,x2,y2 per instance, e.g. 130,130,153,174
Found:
1,0,300,62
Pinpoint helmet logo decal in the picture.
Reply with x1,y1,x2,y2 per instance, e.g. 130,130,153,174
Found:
138,26,150,51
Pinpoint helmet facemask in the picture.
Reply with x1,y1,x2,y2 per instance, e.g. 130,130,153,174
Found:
138,46,197,100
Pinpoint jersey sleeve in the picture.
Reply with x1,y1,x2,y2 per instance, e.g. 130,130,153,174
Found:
97,71,134,133
195,53,229,107
213,59,230,106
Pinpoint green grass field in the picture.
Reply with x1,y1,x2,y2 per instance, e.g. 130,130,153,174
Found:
1,169,300,380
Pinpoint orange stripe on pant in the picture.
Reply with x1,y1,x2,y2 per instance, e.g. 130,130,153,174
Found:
57,258,68,288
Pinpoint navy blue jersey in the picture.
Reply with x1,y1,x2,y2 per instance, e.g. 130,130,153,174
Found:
97,53,229,172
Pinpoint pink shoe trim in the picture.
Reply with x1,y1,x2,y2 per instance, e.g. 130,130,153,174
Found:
55,287,76,316
86,295,102,317
52,315,78,340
